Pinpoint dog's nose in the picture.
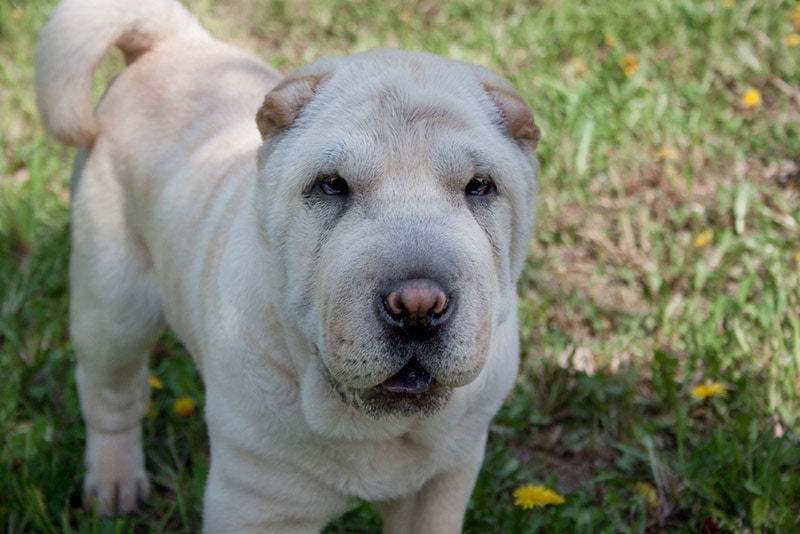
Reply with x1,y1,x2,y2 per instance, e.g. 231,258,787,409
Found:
380,279,452,334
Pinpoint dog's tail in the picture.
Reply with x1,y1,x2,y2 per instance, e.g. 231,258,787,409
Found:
36,0,210,146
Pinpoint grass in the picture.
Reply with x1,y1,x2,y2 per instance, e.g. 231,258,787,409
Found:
2,0,799,531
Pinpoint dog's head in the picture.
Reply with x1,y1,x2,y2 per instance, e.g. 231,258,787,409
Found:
254,50,539,422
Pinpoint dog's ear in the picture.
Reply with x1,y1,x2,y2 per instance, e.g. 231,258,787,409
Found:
482,83,540,149
256,73,330,138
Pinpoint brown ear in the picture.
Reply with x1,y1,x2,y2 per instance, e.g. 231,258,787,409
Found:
256,73,330,138
483,83,540,148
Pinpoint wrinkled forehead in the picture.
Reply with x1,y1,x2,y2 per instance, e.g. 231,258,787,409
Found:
261,50,535,190
297,86,506,173
300,51,502,132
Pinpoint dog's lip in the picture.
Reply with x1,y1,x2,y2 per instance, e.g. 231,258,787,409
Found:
380,358,434,394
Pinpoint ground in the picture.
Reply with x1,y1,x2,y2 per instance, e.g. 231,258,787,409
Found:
1,0,799,531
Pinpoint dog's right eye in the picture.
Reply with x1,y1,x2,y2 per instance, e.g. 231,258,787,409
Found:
465,174,496,197
316,174,350,196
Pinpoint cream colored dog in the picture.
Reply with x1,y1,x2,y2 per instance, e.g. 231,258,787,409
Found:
36,0,540,530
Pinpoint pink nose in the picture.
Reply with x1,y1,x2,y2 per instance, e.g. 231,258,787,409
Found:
381,279,450,331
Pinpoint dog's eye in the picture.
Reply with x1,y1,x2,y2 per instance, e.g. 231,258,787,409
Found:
465,175,496,197
316,174,349,196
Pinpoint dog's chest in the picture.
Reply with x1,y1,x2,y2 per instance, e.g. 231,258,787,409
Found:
315,433,451,499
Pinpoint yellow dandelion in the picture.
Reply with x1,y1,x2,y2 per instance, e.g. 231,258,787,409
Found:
173,396,196,417
12,7,24,19
513,485,565,509
786,33,800,47
146,401,157,419
741,87,762,108
604,36,618,48
567,58,589,78
791,5,800,28
793,251,800,262
693,229,714,248
653,146,679,163
149,375,164,389
634,482,659,511
619,53,639,78
721,0,733,8
691,381,727,400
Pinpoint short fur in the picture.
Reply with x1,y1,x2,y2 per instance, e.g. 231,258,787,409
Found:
36,0,540,531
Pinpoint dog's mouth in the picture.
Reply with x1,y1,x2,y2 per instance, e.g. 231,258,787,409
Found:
380,357,434,394
324,356,450,418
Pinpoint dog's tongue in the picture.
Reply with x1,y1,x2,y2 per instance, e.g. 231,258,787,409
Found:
381,359,433,394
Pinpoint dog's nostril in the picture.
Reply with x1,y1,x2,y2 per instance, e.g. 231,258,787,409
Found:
381,279,450,330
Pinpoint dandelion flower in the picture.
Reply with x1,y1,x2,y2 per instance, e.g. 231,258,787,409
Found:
173,396,196,416
794,251,800,262
149,375,164,389
741,87,762,108
12,7,23,19
721,0,733,8
567,58,589,78
691,381,727,400
786,33,800,47
693,230,714,248
513,485,565,509
604,36,618,48
653,146,679,163
634,482,659,511
619,53,639,78
791,5,800,28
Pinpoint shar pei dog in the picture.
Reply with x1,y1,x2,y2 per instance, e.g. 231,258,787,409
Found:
36,0,540,530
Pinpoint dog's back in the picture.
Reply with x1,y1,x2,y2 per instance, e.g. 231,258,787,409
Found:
35,0,286,354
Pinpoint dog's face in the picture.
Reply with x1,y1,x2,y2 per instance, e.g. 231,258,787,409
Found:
255,50,539,419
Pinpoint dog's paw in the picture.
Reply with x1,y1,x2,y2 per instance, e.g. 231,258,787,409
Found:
84,470,150,516
84,427,150,516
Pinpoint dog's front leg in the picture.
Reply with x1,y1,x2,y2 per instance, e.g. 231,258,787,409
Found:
69,158,164,516
380,432,487,534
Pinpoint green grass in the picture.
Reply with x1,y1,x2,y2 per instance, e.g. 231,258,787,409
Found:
2,0,799,531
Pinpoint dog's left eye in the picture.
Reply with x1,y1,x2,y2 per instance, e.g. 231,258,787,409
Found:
316,174,350,196
465,175,496,196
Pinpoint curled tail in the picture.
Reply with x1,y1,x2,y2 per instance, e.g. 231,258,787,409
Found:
35,0,209,146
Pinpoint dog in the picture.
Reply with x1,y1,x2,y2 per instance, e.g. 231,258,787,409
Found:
36,0,540,530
